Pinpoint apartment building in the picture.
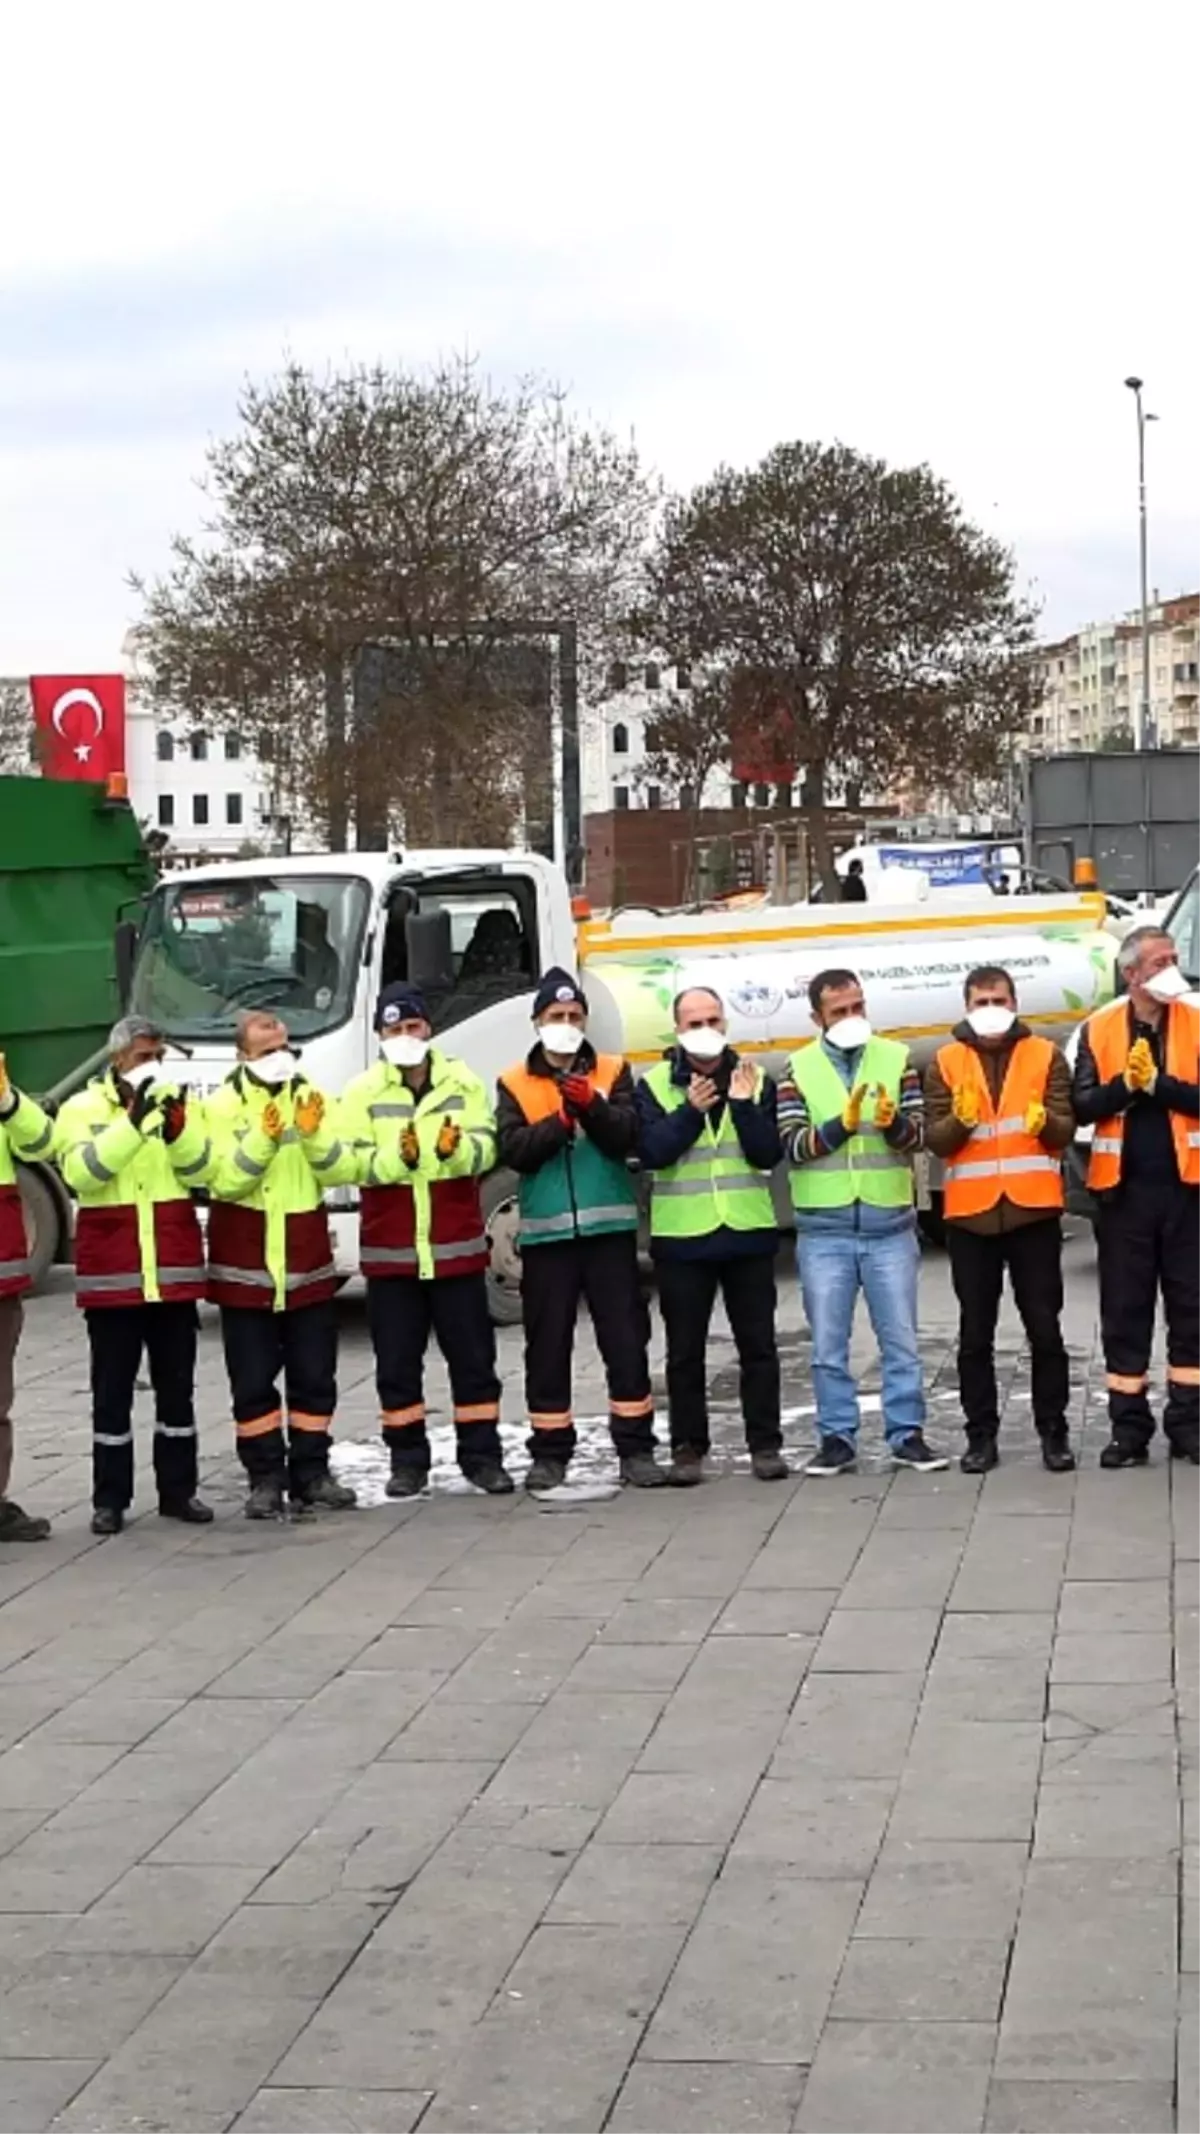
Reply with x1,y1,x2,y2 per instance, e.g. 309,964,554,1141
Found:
1029,593,1199,754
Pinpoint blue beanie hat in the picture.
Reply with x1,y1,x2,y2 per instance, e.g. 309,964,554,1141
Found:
375,982,429,1031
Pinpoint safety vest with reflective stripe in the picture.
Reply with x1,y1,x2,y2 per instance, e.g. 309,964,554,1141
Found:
1084,995,1200,1191
786,1037,914,1210
0,1092,56,1299
936,1036,1064,1218
205,1072,357,1312
340,1049,495,1281
642,1060,777,1240
499,1054,638,1246
54,1075,210,1309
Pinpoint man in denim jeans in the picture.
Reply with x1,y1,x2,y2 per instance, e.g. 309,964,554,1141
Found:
777,968,946,1475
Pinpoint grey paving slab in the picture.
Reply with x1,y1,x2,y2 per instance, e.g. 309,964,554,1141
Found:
796,2018,994,2134
840,1528,966,1610
933,1612,1056,1664
729,1773,895,1877
812,1606,941,1673
594,1764,760,1846
1034,1776,1181,1858
832,1937,1010,2022
1052,1630,1174,1682
1059,1578,1172,1633
33,1694,186,1747
669,1630,817,1710
641,1870,862,2063
377,1696,535,1762
51,1864,264,1955
711,1587,838,1635
51,1979,321,2130
0,1949,185,2057
949,1517,1070,1612
232,2091,431,2133
984,2079,1175,2132
856,1841,1029,1940
562,1641,696,1694
1179,1987,1199,2134
920,1656,1051,1721
546,1841,725,1928
637,1704,784,1775
771,1672,924,1779
0,2060,98,2134
598,1595,723,1643
998,1857,1177,2082
608,2059,805,2133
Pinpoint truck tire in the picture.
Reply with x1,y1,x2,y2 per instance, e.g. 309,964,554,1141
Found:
482,1169,524,1325
17,1166,62,1290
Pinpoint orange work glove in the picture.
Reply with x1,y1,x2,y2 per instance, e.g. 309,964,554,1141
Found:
400,1123,421,1170
261,1101,284,1142
294,1089,325,1137
435,1116,462,1160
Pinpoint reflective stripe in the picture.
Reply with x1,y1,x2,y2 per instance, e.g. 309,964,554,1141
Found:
284,1262,338,1291
1106,1372,1148,1393
465,1131,491,1171
519,1211,579,1238
368,1102,412,1119
950,1155,1061,1180
308,1140,345,1172
81,1143,116,1184
1168,1366,1200,1386
0,1258,30,1281
382,1404,425,1425
454,1403,500,1422
1093,1137,1124,1155
158,1265,207,1286
153,1423,197,1438
173,1140,212,1179
361,1246,419,1269
654,1170,771,1199
433,1236,487,1262
575,1204,637,1231
236,1410,283,1438
530,1410,572,1427
19,1120,53,1157
94,1431,134,1447
1189,1133,1200,1150
435,1095,466,1114
807,1148,909,1174
208,1263,274,1289
77,1271,142,1294
276,1128,300,1147
234,1148,269,1179
289,1410,331,1432
610,1395,654,1417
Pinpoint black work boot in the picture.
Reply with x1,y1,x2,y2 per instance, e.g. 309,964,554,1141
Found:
385,1467,426,1499
1099,1439,1150,1469
90,1505,124,1536
751,1449,790,1482
1170,1436,1200,1465
1040,1433,1076,1473
525,1457,568,1494
245,1475,285,1519
295,1472,357,1510
0,1498,51,1542
960,1438,999,1475
620,1452,669,1488
159,1495,215,1523
668,1447,706,1487
466,1462,516,1495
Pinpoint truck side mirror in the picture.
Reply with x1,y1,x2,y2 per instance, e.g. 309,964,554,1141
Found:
405,909,453,993
114,919,138,1006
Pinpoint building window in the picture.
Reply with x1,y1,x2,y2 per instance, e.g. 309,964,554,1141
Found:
643,662,661,691
607,660,628,693
731,781,747,808
753,783,770,808
157,794,174,828
612,722,629,755
775,783,793,809
193,794,209,826
646,786,662,810
156,730,174,762
225,731,242,760
190,733,208,762
226,793,244,826
674,665,691,692
613,786,630,811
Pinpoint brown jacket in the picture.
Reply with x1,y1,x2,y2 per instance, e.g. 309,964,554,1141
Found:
924,1021,1075,1235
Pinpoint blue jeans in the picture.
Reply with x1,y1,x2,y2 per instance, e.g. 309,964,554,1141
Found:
796,1228,925,1446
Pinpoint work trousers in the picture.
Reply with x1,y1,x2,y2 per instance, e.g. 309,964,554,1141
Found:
946,1218,1070,1446
86,1303,199,1513
0,1295,22,1497
1097,1178,1199,1452
220,1299,337,1490
522,1231,655,1463
368,1272,502,1479
656,1252,781,1455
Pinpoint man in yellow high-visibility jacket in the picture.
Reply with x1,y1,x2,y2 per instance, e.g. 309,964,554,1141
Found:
0,1050,55,1541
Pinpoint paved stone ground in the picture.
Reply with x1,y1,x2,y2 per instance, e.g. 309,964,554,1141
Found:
0,1224,1194,2134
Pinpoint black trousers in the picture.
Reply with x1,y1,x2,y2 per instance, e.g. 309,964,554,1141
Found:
1097,1178,1199,1451
220,1300,337,1488
367,1273,502,1478
86,1303,199,1513
946,1218,1070,1445
522,1232,655,1463
656,1252,781,1454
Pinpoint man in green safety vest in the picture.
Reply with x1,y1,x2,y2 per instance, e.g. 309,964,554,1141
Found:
636,984,787,1484
777,966,946,1476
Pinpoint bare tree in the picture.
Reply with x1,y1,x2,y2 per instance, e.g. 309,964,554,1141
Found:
133,360,657,850
638,677,734,898
645,442,1038,893
0,681,34,775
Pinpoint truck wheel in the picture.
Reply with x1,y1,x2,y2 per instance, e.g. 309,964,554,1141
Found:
482,1169,524,1325
17,1167,61,1289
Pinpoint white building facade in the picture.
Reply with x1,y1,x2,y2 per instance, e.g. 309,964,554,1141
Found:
122,635,277,860
1029,593,1199,754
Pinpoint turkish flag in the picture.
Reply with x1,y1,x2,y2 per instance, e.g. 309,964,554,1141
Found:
29,675,127,783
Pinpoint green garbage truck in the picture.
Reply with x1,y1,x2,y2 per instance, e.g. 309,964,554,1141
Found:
0,774,154,1284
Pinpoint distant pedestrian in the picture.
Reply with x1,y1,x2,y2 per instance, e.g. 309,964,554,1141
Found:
497,968,665,1492
54,1017,213,1536
1072,926,1198,1467
0,1052,54,1541
777,968,946,1474
925,964,1075,1473
636,985,787,1483
841,858,868,903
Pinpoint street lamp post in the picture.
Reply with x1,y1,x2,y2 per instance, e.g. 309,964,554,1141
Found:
1124,376,1154,751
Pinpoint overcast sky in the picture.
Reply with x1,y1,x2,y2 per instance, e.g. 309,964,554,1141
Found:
2,1,1196,675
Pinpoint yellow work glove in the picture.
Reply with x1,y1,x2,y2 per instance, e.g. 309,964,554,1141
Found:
0,1051,8,1107
1024,1097,1047,1137
400,1123,421,1171
873,1086,897,1130
1125,1037,1157,1092
435,1116,462,1160
294,1089,325,1137
261,1101,285,1142
951,1083,981,1129
841,1082,868,1133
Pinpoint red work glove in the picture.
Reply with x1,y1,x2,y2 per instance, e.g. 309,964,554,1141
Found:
560,1074,594,1117
160,1096,187,1146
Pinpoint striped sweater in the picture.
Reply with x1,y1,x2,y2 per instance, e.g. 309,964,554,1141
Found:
776,1045,924,1165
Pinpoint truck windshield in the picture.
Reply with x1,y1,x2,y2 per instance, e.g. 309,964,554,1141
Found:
1167,869,1199,985
129,875,370,1040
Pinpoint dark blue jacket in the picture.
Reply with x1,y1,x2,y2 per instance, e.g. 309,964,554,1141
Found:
635,1046,782,1262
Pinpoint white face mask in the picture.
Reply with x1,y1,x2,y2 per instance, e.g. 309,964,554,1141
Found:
382,1034,430,1069
967,1005,1017,1040
539,1021,584,1060
248,1049,296,1087
678,1025,726,1062
1143,964,1188,1002
825,1014,872,1052
121,1061,162,1092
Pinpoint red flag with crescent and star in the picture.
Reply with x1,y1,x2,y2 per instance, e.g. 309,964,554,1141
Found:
29,675,127,783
